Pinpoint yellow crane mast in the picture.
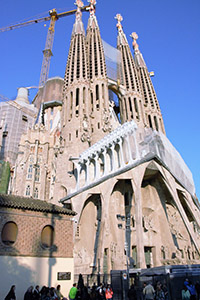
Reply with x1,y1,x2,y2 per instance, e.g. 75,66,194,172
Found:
0,5,90,88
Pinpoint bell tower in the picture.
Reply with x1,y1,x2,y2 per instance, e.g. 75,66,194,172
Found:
116,14,145,127
131,32,165,134
86,0,112,143
62,0,92,150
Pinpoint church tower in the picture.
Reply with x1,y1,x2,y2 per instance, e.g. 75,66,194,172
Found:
131,32,165,134
62,0,91,149
116,14,145,127
85,0,112,143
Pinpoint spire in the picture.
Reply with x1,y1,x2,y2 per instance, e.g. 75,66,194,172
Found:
63,0,88,90
115,14,141,93
62,0,91,145
130,32,165,134
115,14,128,46
86,0,107,79
115,14,144,126
130,32,146,68
87,0,98,28
86,0,112,141
72,0,85,35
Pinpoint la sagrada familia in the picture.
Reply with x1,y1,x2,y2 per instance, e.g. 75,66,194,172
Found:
10,0,200,275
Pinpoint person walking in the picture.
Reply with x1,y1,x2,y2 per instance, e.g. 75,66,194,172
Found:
127,284,137,300
24,286,34,300
69,283,78,300
33,286,40,300
5,285,16,300
105,285,113,300
143,282,155,300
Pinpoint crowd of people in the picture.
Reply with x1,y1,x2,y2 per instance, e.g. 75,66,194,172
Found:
127,278,200,300
4,284,67,300
4,282,113,300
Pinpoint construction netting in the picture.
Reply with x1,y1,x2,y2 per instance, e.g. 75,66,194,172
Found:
102,40,123,84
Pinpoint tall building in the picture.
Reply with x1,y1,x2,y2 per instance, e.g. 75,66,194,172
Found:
11,0,200,276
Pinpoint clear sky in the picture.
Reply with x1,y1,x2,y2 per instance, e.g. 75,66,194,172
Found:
1,0,200,199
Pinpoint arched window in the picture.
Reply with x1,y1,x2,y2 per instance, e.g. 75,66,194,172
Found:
25,185,30,196
41,225,54,248
27,164,33,179
35,165,40,182
1,221,18,245
34,187,39,199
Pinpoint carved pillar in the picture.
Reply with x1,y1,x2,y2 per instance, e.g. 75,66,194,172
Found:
126,134,133,163
132,131,139,159
118,138,125,167
75,163,81,191
86,160,90,185
133,180,146,268
111,144,117,171
95,153,101,180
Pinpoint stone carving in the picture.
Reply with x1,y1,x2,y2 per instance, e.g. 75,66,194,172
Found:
143,214,156,233
166,205,187,241
102,108,112,132
81,115,91,143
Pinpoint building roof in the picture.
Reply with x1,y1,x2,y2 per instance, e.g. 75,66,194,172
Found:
0,194,76,216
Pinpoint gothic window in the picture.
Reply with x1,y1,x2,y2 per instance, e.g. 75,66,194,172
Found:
34,187,39,199
25,185,30,196
148,115,153,129
154,116,159,131
1,221,18,245
41,225,54,248
50,120,53,129
76,88,79,117
128,97,133,118
51,107,53,115
35,165,40,182
27,164,33,179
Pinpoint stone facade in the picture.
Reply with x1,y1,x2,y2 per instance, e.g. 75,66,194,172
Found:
10,0,200,277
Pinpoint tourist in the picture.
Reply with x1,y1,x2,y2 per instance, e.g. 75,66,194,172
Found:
55,285,64,300
24,286,34,300
155,284,165,300
69,283,78,300
184,279,196,300
143,282,155,300
181,285,190,300
33,286,40,300
5,285,16,300
127,284,137,300
105,285,113,300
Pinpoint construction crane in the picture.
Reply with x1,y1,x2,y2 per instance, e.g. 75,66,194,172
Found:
0,5,90,88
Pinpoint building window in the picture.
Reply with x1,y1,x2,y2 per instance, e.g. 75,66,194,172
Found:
1,221,18,245
22,115,28,121
34,187,39,198
35,165,40,182
41,225,54,248
27,164,33,179
25,185,31,196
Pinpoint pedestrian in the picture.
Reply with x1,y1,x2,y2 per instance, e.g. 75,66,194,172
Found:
143,282,155,300
33,286,40,300
5,285,16,300
155,284,165,300
97,283,105,300
182,285,190,300
127,284,137,300
184,279,196,300
55,285,64,300
69,283,78,300
195,281,200,300
105,285,113,300
24,286,34,300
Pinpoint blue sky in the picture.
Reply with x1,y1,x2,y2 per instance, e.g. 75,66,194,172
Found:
1,0,200,199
